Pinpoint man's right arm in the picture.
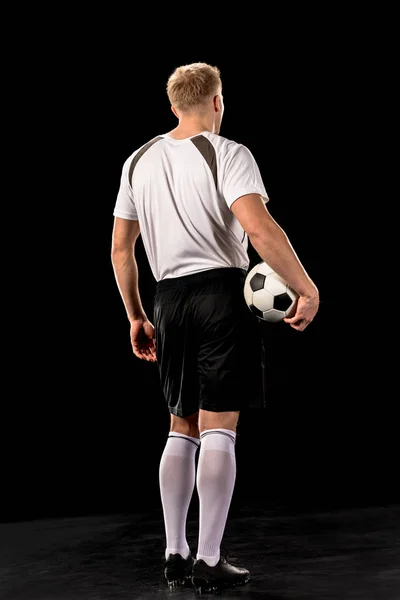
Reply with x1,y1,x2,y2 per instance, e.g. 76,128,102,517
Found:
231,193,320,330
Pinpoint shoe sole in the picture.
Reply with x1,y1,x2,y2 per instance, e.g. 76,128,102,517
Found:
192,573,250,593
165,568,194,589
165,575,193,589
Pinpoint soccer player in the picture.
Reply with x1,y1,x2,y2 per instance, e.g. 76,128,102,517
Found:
111,62,319,593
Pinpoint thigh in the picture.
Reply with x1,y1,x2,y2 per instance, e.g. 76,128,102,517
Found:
195,276,263,413
153,288,199,418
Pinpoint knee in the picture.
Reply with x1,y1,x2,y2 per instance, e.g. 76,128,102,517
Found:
170,412,200,438
199,410,240,434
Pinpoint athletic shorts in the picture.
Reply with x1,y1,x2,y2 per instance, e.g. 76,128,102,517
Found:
153,267,266,417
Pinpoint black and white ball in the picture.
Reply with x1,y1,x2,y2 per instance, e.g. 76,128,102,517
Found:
244,262,298,323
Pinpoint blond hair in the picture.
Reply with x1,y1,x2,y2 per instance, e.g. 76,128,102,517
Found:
166,62,221,111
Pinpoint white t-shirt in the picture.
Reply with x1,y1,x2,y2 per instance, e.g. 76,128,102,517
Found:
113,130,269,281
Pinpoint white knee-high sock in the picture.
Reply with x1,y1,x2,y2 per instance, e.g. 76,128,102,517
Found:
159,432,200,560
196,428,237,567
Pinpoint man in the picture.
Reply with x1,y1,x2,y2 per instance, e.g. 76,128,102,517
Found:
111,62,319,593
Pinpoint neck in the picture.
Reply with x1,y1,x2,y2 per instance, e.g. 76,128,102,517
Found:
168,116,214,140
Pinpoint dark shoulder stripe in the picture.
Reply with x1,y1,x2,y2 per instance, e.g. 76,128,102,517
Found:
191,135,217,189
129,136,163,186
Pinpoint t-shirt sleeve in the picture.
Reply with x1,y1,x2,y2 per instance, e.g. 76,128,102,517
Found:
113,156,138,220
221,144,269,209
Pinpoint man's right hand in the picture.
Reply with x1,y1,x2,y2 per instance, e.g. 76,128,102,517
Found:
283,293,320,332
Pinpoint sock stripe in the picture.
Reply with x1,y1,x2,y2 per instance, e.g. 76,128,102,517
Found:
168,434,200,448
200,430,236,444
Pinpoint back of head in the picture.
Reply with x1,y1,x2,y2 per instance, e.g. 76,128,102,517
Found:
167,62,221,112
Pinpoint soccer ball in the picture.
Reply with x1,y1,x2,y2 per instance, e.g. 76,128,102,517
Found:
244,261,298,323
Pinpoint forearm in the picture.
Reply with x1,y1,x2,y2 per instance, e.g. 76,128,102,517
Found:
111,248,146,322
249,223,318,299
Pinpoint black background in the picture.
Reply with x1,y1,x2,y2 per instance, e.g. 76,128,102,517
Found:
3,17,395,524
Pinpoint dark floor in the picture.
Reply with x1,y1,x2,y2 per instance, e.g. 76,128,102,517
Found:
0,503,399,599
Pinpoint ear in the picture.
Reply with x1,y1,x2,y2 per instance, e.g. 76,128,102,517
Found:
213,94,222,113
171,105,179,118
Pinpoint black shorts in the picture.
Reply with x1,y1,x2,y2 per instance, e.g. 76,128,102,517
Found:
153,267,266,418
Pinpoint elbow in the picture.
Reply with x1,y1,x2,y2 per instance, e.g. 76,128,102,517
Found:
247,229,264,243
248,226,273,246
111,243,132,265
248,218,286,244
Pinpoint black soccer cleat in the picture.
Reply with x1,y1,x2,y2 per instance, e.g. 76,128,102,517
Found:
191,556,250,593
164,552,194,588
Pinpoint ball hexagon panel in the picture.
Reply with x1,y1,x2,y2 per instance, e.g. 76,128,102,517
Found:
257,262,275,277
252,288,275,312
264,273,287,296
